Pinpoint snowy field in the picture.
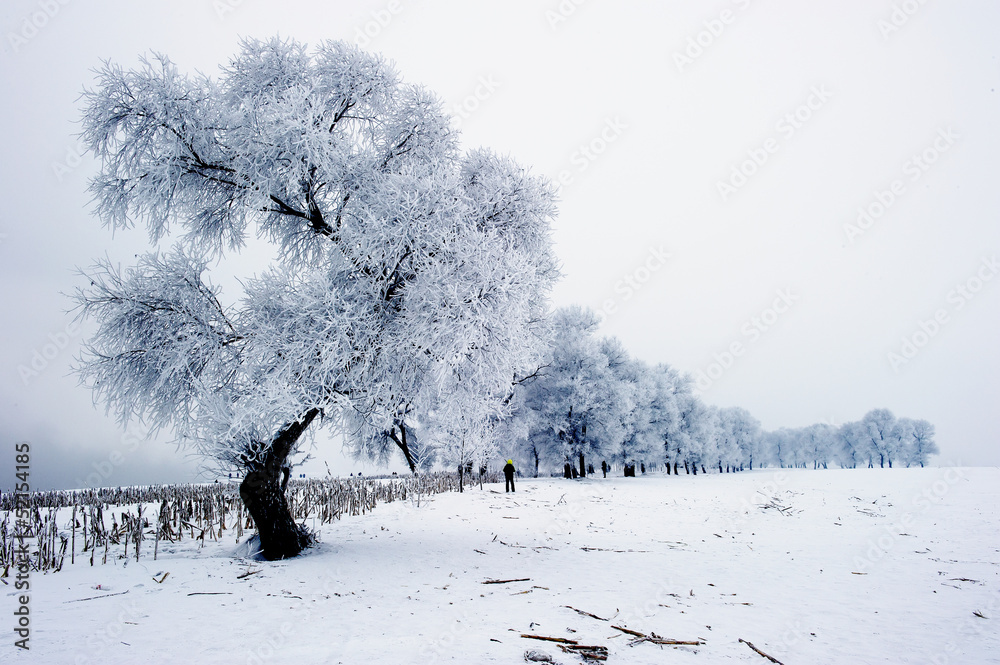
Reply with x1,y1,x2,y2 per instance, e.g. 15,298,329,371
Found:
17,467,999,664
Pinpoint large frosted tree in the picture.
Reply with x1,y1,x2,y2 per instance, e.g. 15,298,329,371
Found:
518,307,629,477
73,38,557,559
860,409,899,468
898,418,939,467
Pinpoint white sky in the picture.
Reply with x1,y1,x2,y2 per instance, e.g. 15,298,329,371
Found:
1,0,997,489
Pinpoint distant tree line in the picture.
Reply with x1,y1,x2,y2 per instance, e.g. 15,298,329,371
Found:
498,306,940,477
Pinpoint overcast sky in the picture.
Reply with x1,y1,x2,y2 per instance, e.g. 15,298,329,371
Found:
1,0,997,490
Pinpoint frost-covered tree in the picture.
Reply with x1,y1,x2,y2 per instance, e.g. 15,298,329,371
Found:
648,363,687,474
717,406,761,472
900,418,939,467
800,423,836,469
761,428,788,468
861,409,899,468
836,421,867,468
670,395,716,474
73,38,557,559
599,339,655,474
519,307,629,477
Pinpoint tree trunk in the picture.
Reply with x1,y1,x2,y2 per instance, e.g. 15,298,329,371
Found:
389,423,416,474
684,460,689,474
239,408,319,560
674,462,679,475
579,452,586,478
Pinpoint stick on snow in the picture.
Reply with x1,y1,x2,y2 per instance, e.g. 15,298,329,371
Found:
739,638,786,665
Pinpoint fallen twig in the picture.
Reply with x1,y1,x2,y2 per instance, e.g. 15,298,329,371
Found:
565,605,610,621
237,569,262,579
612,625,645,638
739,638,785,664
612,625,702,646
187,592,233,596
65,590,130,603
483,577,530,585
499,540,528,548
521,634,577,645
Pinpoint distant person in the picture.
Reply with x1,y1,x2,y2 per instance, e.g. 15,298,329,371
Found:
503,459,516,492
601,460,608,478
564,462,572,479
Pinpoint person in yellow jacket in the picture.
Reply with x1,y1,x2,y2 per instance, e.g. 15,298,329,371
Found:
503,459,516,492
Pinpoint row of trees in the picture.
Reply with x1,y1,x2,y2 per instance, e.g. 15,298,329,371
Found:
498,306,939,478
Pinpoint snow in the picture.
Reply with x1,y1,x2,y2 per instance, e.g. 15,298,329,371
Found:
16,467,999,664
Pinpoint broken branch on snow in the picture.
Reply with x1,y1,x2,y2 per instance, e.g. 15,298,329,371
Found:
483,577,531,585
612,625,702,646
739,638,786,664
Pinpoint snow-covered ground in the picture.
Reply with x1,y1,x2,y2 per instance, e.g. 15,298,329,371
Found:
16,467,999,664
